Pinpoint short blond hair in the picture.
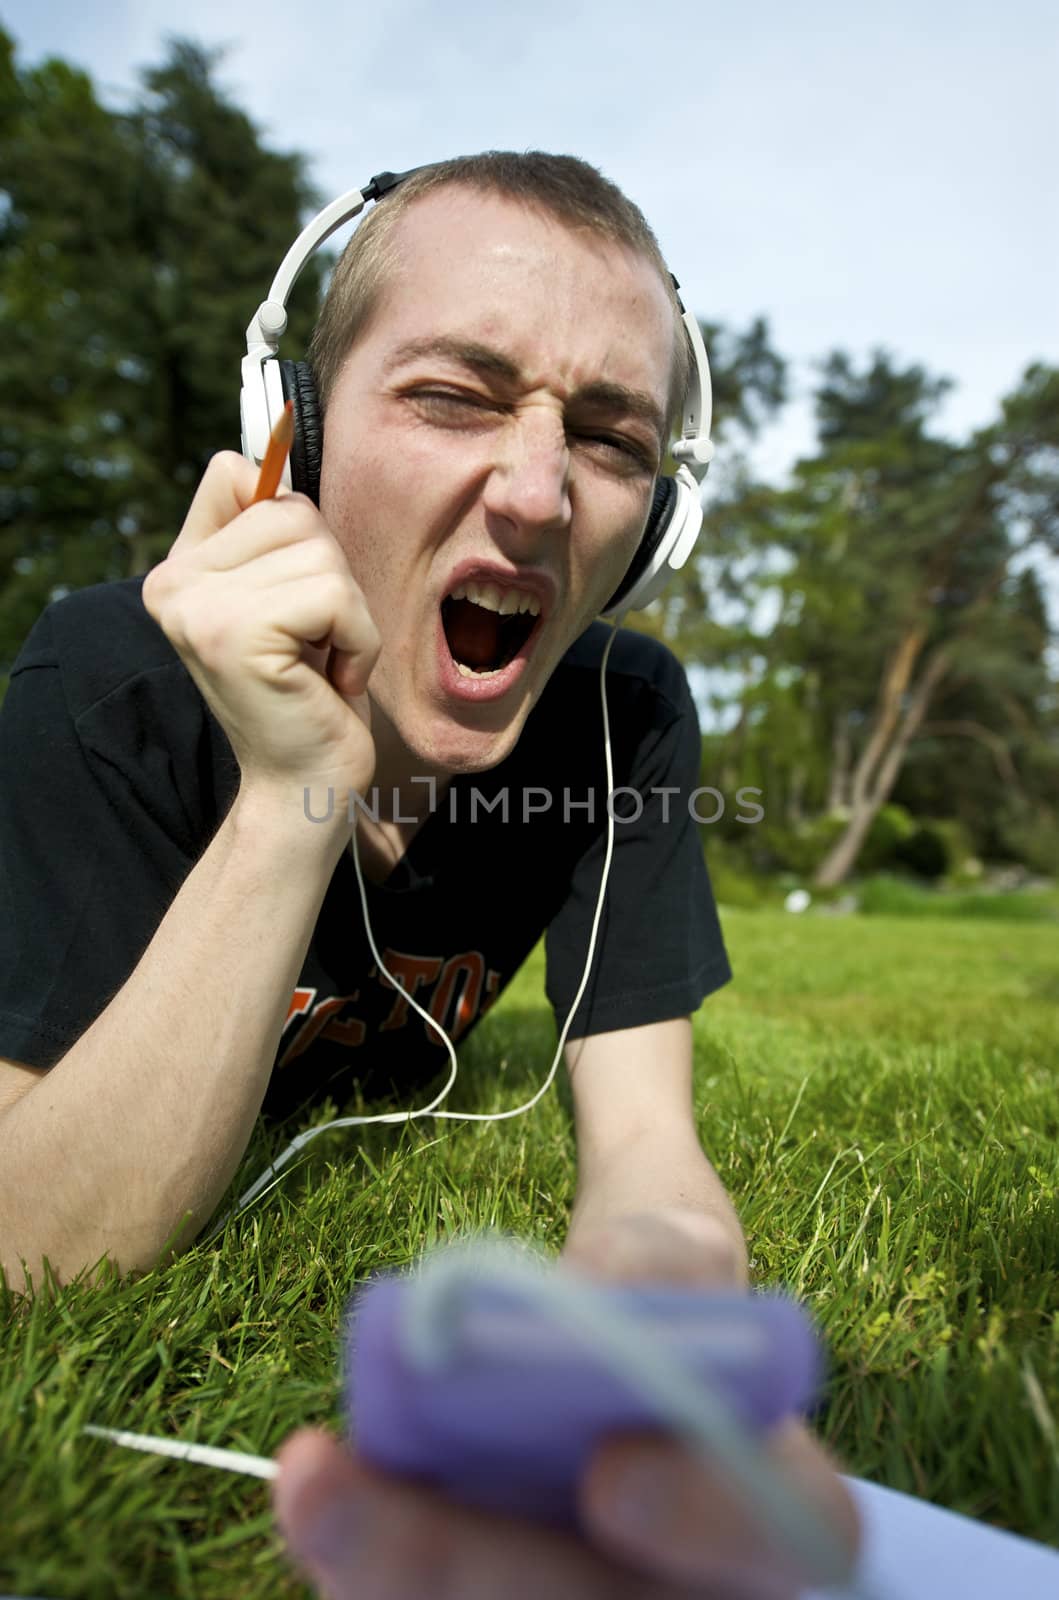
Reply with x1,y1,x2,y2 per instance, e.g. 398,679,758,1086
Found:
307,151,691,433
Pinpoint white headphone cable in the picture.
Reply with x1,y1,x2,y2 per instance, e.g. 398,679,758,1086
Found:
205,615,626,1240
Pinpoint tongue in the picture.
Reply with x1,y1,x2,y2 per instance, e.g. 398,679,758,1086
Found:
445,600,502,670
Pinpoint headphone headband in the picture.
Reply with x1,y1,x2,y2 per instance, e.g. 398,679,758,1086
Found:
239,165,714,614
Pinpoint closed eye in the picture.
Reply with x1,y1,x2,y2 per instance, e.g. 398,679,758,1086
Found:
407,387,500,414
405,388,655,471
570,431,653,470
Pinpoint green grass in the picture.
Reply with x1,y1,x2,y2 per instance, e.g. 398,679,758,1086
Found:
857,874,1059,922
2,907,1057,1597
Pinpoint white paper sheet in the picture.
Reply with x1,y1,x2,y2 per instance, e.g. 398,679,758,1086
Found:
805,1476,1059,1599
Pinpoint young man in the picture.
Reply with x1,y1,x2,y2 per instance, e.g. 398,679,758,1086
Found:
0,153,859,1591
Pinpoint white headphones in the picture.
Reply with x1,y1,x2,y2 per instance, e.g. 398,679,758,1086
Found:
239,165,715,615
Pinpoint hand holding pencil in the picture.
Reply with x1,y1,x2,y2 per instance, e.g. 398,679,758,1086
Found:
140,418,380,815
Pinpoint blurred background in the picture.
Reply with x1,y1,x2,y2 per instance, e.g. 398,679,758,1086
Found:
2,0,1057,911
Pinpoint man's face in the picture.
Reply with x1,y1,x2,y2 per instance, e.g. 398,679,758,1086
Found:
318,187,676,779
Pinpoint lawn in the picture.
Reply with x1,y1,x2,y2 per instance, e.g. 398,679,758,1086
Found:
2,906,1057,1598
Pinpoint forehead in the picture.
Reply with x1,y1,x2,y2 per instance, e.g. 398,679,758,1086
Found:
358,188,676,406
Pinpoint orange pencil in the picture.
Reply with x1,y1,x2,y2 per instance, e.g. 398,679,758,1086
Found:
251,399,295,503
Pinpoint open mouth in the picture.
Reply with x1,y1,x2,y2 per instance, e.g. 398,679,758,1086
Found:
440,580,541,678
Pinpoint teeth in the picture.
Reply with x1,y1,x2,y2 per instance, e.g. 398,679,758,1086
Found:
447,580,541,617
455,661,504,678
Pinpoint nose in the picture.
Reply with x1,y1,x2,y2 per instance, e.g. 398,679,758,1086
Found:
481,404,572,540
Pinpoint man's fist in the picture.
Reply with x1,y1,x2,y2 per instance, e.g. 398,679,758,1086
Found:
143,452,380,819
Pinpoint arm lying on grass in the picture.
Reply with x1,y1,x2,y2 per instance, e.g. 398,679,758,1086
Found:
561,1017,749,1285
0,787,350,1293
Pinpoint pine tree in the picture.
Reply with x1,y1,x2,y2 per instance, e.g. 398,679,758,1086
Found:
0,33,323,673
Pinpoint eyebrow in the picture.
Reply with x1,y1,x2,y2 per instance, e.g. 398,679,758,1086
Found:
383,335,668,452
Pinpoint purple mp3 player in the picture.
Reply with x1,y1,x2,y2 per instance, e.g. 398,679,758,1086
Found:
345,1253,822,1528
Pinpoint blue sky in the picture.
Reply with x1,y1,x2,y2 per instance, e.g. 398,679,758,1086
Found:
6,0,1058,618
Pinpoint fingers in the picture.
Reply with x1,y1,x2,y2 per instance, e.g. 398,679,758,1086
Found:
156,451,326,576
169,450,272,551
140,453,379,796
144,455,379,680
154,540,374,666
273,1427,718,1600
581,1418,862,1595
273,1429,381,1598
151,485,326,604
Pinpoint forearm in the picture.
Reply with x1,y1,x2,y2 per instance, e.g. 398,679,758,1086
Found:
566,1128,749,1287
0,789,349,1289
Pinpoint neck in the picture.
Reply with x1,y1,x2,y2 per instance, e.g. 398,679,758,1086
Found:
364,704,452,826
351,716,450,886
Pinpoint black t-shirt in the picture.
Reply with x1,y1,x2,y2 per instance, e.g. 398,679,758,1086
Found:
0,578,731,1123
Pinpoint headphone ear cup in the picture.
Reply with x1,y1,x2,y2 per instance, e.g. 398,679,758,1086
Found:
279,360,323,505
602,476,677,614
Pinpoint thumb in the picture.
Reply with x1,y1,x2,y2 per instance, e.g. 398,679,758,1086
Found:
273,1428,375,1583
170,449,272,551
582,1420,862,1595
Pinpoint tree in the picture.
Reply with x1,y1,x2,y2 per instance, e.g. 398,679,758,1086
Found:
674,349,1058,882
893,566,1059,871
0,33,323,674
813,358,1058,884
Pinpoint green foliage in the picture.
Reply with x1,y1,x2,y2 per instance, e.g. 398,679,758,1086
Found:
936,817,977,874
858,803,917,871
698,314,788,439
0,30,324,671
702,838,778,908
892,816,975,880
741,804,917,878
996,806,1059,877
857,874,1059,921
707,864,766,908
752,813,846,875
895,823,951,880
688,346,1058,883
